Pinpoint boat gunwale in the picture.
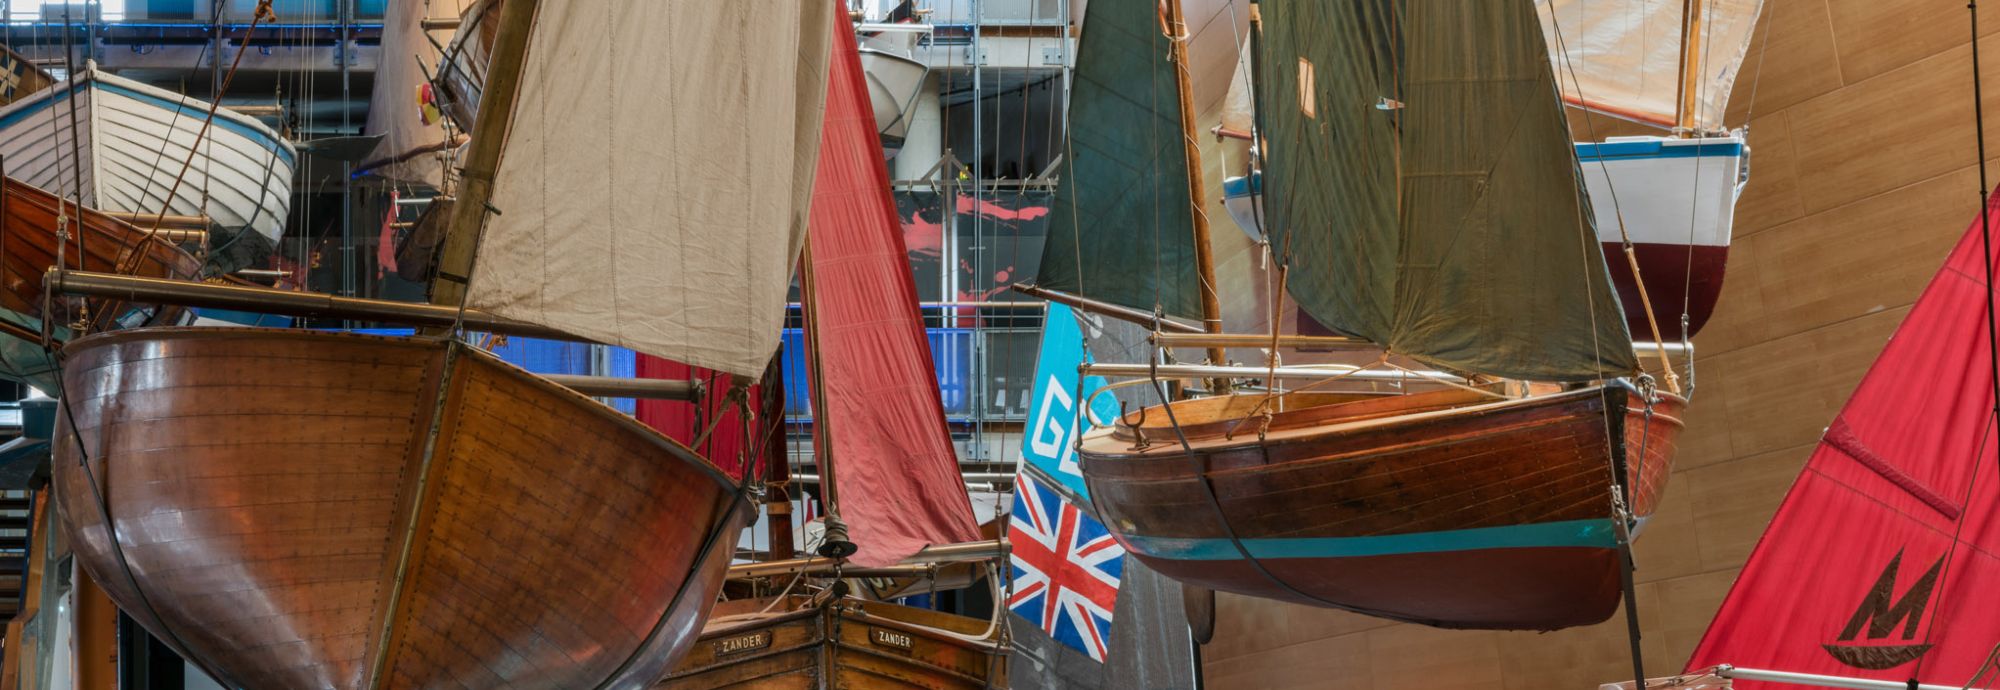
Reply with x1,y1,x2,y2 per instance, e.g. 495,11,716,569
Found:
1081,382,1685,462
59,326,749,498
0,65,301,162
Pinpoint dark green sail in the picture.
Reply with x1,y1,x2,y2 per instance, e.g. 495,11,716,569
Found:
1035,0,1203,320
1256,0,1638,382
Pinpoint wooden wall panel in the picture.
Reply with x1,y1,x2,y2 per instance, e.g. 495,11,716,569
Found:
1203,0,1993,685
1721,0,1844,122
1823,0,2000,83
1788,41,1987,213
1729,113,1804,238
1685,443,1813,571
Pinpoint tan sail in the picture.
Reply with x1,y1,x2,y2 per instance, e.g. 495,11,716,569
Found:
463,0,836,377
1537,0,1765,130
361,0,463,187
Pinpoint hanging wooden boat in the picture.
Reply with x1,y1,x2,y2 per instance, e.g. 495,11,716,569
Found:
42,0,839,685
1034,0,1690,631
1078,384,1684,630
50,327,749,688
0,63,295,258
0,176,200,393
0,44,52,107
1539,0,1766,338
664,10,996,686
661,595,1005,689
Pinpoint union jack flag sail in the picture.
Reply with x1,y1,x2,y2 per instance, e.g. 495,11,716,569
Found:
1009,470,1126,662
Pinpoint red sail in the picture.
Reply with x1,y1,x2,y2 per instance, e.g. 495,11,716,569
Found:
1687,197,2000,683
634,358,761,482
800,12,981,567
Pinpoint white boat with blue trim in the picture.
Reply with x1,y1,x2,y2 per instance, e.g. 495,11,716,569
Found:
0,62,295,260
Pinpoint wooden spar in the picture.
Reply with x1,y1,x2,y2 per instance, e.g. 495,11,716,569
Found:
1009,283,1205,334
421,17,462,30
1152,332,1369,349
133,229,205,243
97,211,209,230
538,374,701,401
1085,362,1472,385
1211,125,1254,142
759,355,794,560
1674,0,1707,132
223,104,284,118
47,269,590,342
1152,332,1693,358
1163,0,1231,383
725,540,1008,579
796,238,856,558
426,0,540,320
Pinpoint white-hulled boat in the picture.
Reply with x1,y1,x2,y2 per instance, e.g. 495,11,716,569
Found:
857,20,928,159
0,62,295,256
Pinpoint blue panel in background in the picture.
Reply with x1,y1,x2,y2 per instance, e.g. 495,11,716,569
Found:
779,327,974,423
341,329,636,414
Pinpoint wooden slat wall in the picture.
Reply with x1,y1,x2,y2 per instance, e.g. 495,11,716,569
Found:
1202,0,2000,686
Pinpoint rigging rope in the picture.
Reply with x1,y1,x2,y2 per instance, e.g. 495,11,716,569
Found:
1914,1,2000,682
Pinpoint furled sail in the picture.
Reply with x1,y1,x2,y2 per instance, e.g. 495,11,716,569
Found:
1686,199,2000,684
464,1,834,378
1537,0,1765,131
803,15,980,567
1035,0,1204,320
1257,0,1638,381
361,0,460,186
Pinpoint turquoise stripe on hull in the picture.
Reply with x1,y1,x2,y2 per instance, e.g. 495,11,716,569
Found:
1118,518,1620,561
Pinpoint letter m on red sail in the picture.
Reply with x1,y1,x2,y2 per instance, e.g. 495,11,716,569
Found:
1686,200,2000,685
1821,550,1943,670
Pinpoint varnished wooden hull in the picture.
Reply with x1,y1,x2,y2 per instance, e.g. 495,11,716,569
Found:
661,595,1006,689
51,327,753,689
1078,384,1684,631
0,177,201,391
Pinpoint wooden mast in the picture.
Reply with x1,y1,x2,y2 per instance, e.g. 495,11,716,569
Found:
1163,0,1230,390
796,238,856,559
425,0,540,319
1673,0,1707,133
1163,0,1226,646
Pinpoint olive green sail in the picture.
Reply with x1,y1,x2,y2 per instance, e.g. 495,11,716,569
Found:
1256,0,1638,382
1034,0,1203,320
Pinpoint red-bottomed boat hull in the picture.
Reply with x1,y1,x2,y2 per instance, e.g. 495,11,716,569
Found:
1079,384,1684,630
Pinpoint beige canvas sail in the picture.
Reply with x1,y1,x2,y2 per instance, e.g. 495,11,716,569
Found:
363,0,462,186
467,0,835,377
1537,0,1763,130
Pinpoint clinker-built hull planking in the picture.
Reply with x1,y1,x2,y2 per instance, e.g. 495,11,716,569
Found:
53,328,751,689
1079,385,1684,631
662,595,1006,689
0,176,200,392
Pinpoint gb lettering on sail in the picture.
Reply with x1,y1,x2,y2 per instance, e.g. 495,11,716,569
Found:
1020,302,1119,502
